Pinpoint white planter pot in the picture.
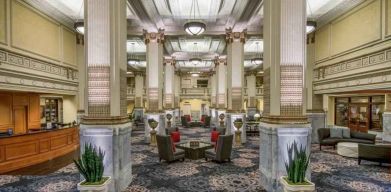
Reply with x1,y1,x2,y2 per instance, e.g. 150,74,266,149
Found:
77,176,111,192
280,176,315,192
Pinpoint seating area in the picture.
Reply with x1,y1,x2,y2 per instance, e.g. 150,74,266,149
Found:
318,128,376,150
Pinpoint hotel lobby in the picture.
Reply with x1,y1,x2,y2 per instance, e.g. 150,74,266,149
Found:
0,0,390,191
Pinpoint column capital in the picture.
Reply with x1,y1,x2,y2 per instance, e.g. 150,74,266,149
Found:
225,28,247,43
134,71,145,76
143,29,165,44
163,56,176,66
245,71,258,76
213,56,227,66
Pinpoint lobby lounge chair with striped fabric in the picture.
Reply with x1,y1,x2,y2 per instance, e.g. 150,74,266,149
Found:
205,135,233,163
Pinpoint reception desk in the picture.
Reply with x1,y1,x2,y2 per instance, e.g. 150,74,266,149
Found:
0,126,79,174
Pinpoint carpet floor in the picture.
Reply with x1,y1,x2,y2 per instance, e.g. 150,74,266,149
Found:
0,127,390,192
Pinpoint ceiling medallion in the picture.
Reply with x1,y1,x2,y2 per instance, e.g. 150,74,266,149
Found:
184,0,206,36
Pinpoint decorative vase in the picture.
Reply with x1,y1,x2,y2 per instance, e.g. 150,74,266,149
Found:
149,121,159,146
279,176,315,192
219,113,225,127
77,176,111,192
166,113,173,128
233,121,243,146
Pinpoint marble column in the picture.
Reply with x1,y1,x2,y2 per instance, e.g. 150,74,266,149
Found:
383,94,391,142
246,72,257,118
76,34,85,124
164,57,176,128
133,72,145,120
210,71,217,126
214,56,227,127
225,29,246,142
80,0,131,191
143,30,165,142
260,0,311,191
305,33,325,143
174,71,181,124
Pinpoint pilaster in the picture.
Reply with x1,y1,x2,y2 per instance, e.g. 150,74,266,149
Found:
214,56,227,110
164,57,176,109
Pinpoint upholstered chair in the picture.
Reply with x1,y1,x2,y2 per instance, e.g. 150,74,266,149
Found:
203,116,211,128
156,135,185,163
181,116,190,128
205,135,233,163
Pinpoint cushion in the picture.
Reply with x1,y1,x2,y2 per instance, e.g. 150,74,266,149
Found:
171,131,180,143
351,131,376,141
322,138,339,145
342,128,351,138
330,128,343,139
170,137,176,152
211,131,220,142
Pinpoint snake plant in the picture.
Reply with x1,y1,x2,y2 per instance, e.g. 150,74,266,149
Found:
284,141,310,184
74,143,105,183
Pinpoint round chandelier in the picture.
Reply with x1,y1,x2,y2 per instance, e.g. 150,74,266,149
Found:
184,0,206,36
251,42,263,65
74,22,84,34
189,57,202,65
184,22,206,36
127,42,140,65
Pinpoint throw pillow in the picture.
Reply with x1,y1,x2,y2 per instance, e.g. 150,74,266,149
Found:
342,128,351,138
171,131,180,142
170,137,176,152
330,128,343,138
211,131,220,142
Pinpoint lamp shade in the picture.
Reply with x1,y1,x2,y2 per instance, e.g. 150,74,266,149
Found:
74,22,84,34
184,22,206,36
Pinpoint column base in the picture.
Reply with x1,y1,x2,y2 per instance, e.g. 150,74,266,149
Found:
164,109,175,128
79,122,132,192
259,122,311,192
144,113,165,143
247,107,257,118
77,110,85,124
383,112,391,142
306,111,326,143
226,113,246,143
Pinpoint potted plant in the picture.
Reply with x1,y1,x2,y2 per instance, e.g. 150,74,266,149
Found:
148,119,159,146
280,141,315,192
166,113,173,128
74,143,111,192
219,113,225,127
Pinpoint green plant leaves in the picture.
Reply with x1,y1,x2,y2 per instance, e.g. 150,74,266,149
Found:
284,141,310,184
74,143,105,183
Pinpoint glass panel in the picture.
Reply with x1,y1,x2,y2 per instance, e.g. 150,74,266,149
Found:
371,95,385,103
335,102,348,126
370,104,384,131
351,97,368,103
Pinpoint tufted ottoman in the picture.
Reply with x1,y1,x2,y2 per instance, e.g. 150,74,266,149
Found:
337,142,358,158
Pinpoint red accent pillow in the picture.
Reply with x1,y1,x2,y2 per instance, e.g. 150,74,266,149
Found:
170,137,176,152
211,131,220,142
201,116,205,123
171,131,181,143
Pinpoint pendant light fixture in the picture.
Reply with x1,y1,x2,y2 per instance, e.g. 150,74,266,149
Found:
189,42,202,65
74,1,84,34
184,0,206,36
127,42,140,65
306,1,317,34
251,41,263,65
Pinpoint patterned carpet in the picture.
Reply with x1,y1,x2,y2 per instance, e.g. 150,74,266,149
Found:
0,126,390,192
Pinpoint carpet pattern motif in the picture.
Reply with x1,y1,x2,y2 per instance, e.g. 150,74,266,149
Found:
0,127,389,192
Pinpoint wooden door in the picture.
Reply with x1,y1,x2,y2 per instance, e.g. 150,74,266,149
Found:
348,104,369,133
14,106,27,134
28,94,41,129
0,93,13,132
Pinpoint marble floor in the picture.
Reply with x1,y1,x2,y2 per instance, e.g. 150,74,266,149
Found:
0,127,390,192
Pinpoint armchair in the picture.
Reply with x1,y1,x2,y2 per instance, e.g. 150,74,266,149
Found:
156,135,185,163
181,116,190,128
203,116,211,128
205,135,233,163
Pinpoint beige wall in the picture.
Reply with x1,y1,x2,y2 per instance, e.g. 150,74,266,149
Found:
63,95,77,123
180,99,209,113
315,0,382,61
0,0,6,44
1,0,77,67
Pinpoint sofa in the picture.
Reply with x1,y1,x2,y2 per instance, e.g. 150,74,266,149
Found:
318,128,376,150
358,144,391,166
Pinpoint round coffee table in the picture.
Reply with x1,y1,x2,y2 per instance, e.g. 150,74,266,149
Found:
337,142,358,158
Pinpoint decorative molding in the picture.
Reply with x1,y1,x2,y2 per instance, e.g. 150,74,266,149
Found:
0,49,78,81
314,48,391,80
213,56,227,66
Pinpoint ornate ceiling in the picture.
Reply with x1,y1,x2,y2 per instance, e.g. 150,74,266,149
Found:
27,0,364,72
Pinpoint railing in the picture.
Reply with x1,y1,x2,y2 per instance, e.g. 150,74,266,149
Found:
243,87,264,96
181,87,210,96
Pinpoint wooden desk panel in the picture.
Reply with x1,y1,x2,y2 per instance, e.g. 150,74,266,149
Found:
0,127,79,174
